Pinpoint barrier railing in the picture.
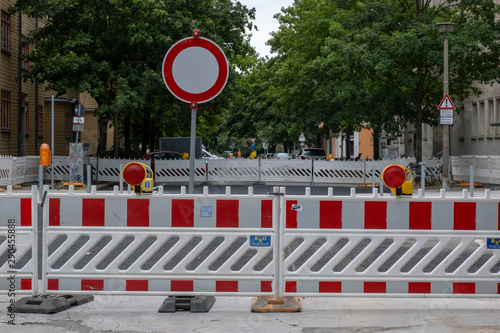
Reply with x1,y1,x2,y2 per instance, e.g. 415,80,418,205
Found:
281,188,500,297
2,154,500,186
35,185,500,301
0,186,38,295
155,159,206,183
41,185,275,296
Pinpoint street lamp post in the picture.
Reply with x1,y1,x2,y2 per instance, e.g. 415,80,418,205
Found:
437,22,455,191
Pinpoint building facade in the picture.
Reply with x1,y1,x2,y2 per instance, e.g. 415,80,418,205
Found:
1,0,109,157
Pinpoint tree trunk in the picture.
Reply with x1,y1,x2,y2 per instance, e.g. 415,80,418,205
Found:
97,117,108,157
345,130,352,159
113,110,118,158
372,129,380,160
415,107,423,163
124,107,131,152
142,108,151,152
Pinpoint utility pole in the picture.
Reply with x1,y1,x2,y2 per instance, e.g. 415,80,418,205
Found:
437,22,456,191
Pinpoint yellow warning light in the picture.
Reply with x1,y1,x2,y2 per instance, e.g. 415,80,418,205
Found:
382,165,413,196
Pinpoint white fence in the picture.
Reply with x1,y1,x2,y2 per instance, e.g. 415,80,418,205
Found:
451,155,500,184
1,155,499,186
0,156,40,186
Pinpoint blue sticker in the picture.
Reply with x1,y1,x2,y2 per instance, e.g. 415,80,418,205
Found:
487,238,500,249
200,206,212,218
250,236,271,247
145,182,150,188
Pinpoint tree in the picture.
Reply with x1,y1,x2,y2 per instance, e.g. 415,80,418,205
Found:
230,0,500,161
13,0,256,156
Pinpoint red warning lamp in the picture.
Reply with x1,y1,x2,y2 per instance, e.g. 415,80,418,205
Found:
382,165,406,188
122,162,146,186
382,165,413,196
122,162,154,194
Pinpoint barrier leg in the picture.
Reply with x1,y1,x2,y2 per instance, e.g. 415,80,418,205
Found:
251,187,301,313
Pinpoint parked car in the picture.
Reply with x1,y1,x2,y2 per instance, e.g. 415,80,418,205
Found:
202,149,222,159
275,153,292,160
297,148,327,160
142,151,183,169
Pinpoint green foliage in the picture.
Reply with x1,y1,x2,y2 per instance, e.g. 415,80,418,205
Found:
227,0,500,160
13,0,256,156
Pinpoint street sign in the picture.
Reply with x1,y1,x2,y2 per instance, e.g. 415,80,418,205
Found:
438,94,455,110
299,133,305,142
74,103,85,116
73,117,84,124
72,124,84,131
440,110,454,125
250,138,256,144
162,34,229,104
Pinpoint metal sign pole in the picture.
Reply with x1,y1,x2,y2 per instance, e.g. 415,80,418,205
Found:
51,95,54,189
189,103,198,194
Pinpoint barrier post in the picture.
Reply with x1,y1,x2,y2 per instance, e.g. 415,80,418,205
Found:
470,165,474,197
420,162,426,197
251,186,301,312
371,165,375,189
86,165,91,193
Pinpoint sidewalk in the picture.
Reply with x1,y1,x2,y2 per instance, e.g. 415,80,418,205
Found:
1,295,500,332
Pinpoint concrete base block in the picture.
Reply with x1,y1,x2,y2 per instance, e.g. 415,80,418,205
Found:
15,295,94,314
158,296,216,313
251,296,301,313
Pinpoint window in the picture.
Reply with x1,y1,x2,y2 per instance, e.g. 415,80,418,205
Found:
487,99,494,137
21,40,29,70
24,103,29,135
1,90,10,130
1,10,10,52
471,103,477,138
478,101,485,138
495,98,500,137
38,105,43,136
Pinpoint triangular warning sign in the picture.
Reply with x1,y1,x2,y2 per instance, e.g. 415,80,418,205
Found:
438,94,456,110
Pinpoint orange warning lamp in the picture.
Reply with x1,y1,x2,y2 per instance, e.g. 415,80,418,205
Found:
40,143,51,166
382,165,413,196
122,162,153,193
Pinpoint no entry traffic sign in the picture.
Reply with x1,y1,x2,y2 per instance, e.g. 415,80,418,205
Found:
162,33,229,104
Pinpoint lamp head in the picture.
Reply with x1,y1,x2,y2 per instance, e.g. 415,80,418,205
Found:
437,22,456,33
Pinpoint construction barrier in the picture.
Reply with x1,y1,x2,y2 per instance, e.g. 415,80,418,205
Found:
281,188,500,297
0,186,38,295
41,185,276,296
4,185,499,310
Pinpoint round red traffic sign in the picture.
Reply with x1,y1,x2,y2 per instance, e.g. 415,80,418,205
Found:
162,36,229,104
122,162,146,186
382,165,406,188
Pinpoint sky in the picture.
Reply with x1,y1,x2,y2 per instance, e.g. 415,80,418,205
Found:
240,0,294,57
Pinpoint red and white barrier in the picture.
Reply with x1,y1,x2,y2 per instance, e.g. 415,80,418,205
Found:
281,189,500,298
37,186,500,299
47,197,273,228
0,186,38,295
42,188,276,296
285,197,499,230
